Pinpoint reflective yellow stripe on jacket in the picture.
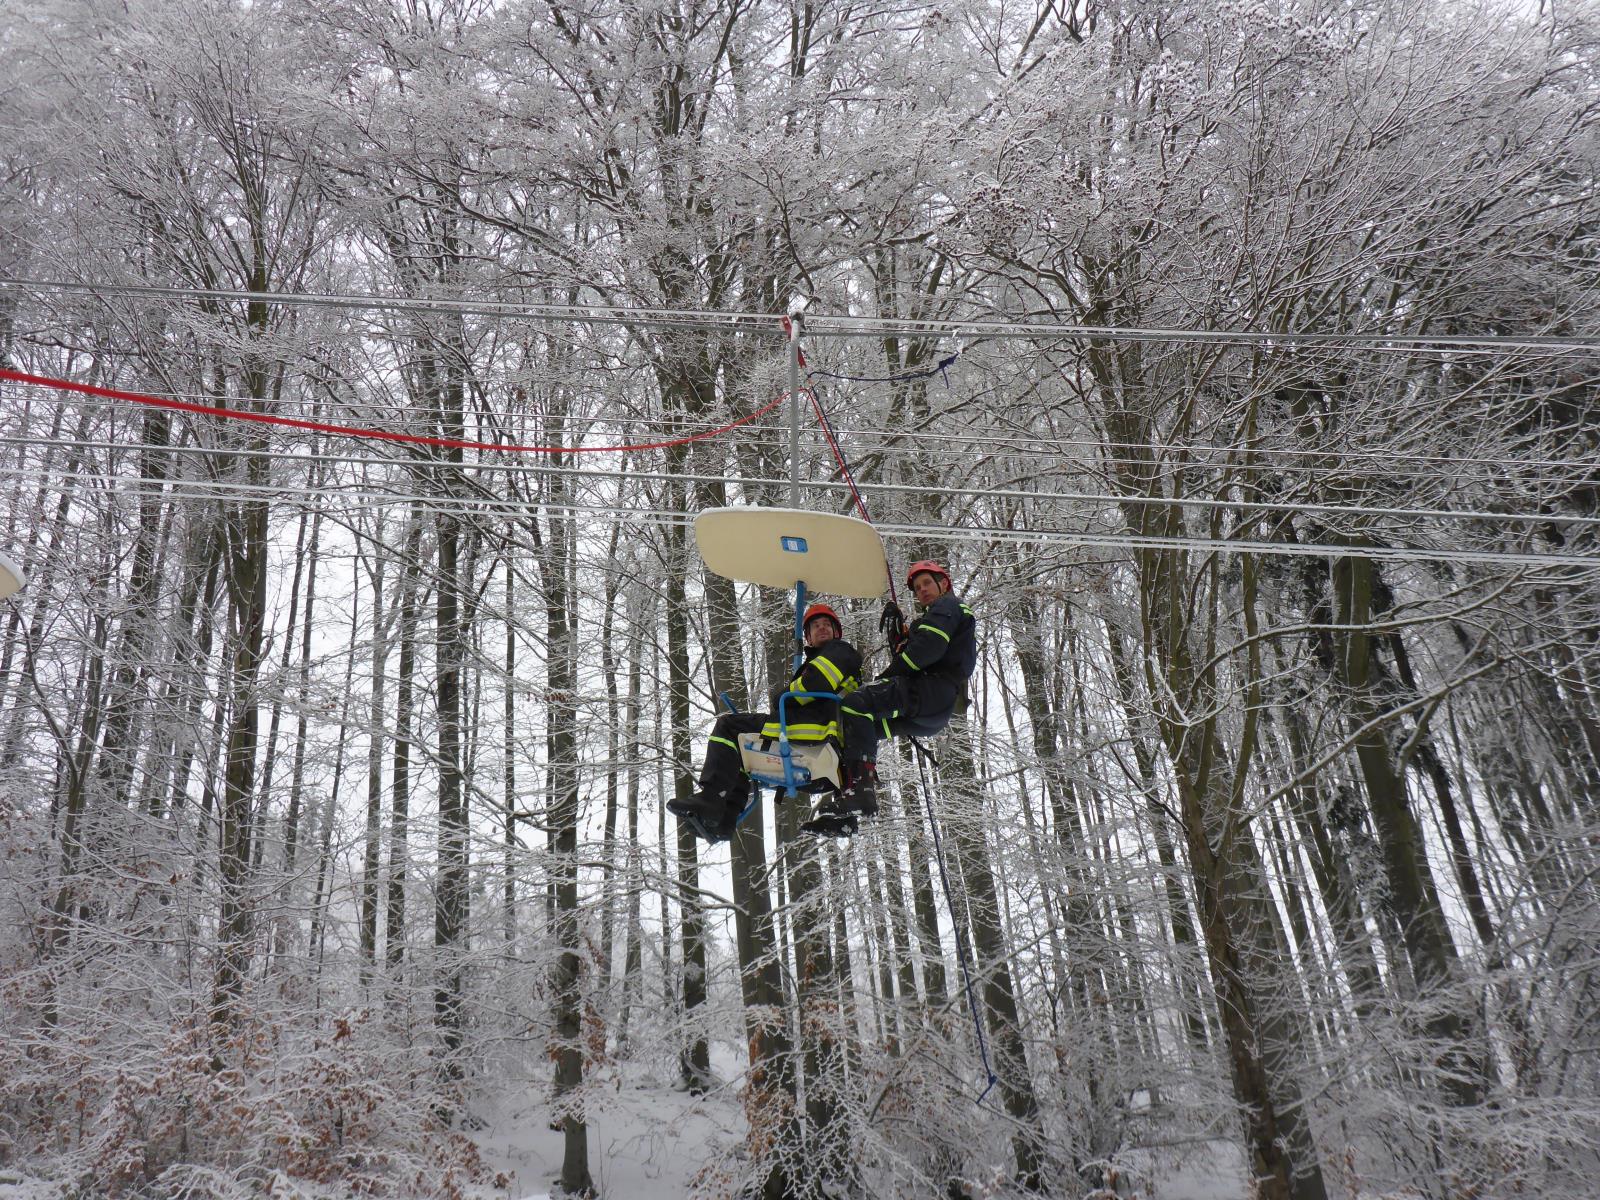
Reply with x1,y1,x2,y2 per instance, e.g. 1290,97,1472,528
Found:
810,654,846,691
759,718,843,742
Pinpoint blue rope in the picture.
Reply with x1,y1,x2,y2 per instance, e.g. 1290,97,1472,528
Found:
915,749,1000,1107
806,351,959,386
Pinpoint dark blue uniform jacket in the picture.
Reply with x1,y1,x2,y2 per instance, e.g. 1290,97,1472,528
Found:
879,592,977,731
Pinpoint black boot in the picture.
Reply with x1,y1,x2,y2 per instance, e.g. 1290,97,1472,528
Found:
841,761,878,815
668,785,741,843
801,763,878,837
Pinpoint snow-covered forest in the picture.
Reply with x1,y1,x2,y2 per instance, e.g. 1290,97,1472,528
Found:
2,0,1598,1196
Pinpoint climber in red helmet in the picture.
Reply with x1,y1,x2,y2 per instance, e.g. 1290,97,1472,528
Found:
802,560,976,837
670,602,863,842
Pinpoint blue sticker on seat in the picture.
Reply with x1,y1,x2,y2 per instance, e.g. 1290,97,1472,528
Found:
781,536,808,553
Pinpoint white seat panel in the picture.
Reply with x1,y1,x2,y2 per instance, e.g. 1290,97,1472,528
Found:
738,734,844,791
694,507,887,598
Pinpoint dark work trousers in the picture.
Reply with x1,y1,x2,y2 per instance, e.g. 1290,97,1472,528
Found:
841,674,959,764
698,712,770,798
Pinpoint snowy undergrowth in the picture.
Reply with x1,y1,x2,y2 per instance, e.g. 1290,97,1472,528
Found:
0,954,495,1200
466,1048,1251,1200
0,1029,1252,1200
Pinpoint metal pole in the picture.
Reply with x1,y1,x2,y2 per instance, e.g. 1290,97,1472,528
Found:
787,310,801,508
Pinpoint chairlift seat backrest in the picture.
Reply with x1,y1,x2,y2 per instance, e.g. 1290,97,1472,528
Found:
694,507,887,597
0,552,24,601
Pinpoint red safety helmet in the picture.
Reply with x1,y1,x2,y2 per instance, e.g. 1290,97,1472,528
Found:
802,602,843,637
905,560,952,590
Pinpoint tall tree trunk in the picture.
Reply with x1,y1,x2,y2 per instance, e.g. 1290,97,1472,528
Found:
359,552,389,984
388,514,423,979
38,573,112,1014
1,406,95,771
782,814,851,1194
432,376,470,1078
1103,616,1214,1049
616,600,647,1053
211,367,272,1042
520,379,596,1194
92,406,172,810
502,556,518,955
862,849,903,1058
1272,693,1385,1019
162,523,226,822
598,528,622,979
1146,563,1328,1200
544,496,594,1195
309,628,359,982
1388,632,1498,950
1081,325,1328,1199
1330,553,1483,1106
280,507,324,882
663,497,711,1089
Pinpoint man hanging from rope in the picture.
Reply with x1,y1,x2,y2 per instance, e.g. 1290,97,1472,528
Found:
802,560,977,837
670,603,863,842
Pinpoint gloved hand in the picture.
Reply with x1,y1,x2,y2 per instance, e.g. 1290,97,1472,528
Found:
879,601,907,653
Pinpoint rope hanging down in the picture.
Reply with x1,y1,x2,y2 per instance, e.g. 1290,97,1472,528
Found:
802,361,996,1104
915,744,1000,1107
0,368,786,456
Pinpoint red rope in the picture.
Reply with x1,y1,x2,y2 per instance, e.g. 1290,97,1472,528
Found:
0,367,787,455
804,386,872,523
803,383,902,610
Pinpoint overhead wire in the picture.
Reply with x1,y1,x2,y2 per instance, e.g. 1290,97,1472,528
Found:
6,276,1599,353
9,369,1600,482
9,474,1595,567
6,287,1597,570
4,432,1598,533
9,392,1600,499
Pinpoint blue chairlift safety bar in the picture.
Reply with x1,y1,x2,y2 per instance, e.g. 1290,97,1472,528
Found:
769,690,841,796
728,689,843,804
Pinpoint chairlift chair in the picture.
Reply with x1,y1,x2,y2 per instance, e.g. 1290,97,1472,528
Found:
693,507,886,801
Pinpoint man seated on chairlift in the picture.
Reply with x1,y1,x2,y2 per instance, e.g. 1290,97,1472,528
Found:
801,559,977,837
670,602,863,841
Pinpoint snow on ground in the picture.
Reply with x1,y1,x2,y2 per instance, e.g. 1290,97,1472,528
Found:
1123,1139,1250,1200
0,1179,62,1200
470,1041,1252,1200
471,1044,749,1200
